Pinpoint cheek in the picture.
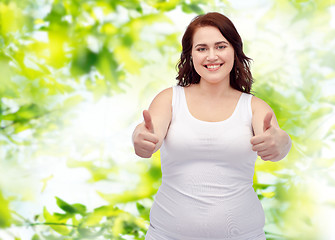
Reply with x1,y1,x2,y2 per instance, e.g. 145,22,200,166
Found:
193,58,202,67
223,52,235,70
192,54,204,67
193,61,203,75
192,51,201,61
223,50,235,61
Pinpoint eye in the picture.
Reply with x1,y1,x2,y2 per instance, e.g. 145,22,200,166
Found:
197,47,206,52
217,45,227,50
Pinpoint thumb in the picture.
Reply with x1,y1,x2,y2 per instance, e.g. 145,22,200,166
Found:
263,112,273,132
143,110,154,133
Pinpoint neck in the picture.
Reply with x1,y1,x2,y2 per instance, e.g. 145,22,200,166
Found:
197,78,233,98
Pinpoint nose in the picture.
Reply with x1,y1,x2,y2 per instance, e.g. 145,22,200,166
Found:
207,49,218,61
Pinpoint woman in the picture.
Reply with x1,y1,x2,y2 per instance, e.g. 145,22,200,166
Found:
132,12,291,240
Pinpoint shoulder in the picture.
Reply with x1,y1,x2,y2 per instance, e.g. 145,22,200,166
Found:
160,87,173,95
250,95,279,132
152,87,173,102
149,87,173,111
251,95,272,114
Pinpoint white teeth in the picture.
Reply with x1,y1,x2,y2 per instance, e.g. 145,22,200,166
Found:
207,64,220,69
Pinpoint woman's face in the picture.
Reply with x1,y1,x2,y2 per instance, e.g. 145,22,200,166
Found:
191,26,235,85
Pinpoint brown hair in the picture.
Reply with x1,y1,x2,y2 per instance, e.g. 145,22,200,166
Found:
176,12,253,93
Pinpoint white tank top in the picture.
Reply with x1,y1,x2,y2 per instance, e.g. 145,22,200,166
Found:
148,85,265,240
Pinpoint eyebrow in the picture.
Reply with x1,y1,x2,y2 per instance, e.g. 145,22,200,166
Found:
194,41,229,48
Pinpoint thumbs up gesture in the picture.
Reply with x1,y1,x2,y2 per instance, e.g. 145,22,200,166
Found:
250,112,284,162
262,111,273,132
133,110,159,158
143,110,155,133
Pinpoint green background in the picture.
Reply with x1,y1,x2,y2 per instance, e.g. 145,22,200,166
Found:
1,0,335,239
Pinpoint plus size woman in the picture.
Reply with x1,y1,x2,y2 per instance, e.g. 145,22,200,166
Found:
132,12,291,240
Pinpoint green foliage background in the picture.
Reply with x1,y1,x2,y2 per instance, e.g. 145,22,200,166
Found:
0,0,335,239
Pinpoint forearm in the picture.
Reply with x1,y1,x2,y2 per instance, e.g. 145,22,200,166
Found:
151,122,168,153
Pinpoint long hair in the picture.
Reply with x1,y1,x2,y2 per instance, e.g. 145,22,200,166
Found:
176,12,253,93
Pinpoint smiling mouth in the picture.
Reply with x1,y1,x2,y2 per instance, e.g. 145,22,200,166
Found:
205,64,223,70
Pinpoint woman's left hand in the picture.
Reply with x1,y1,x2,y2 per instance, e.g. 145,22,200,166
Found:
250,112,291,162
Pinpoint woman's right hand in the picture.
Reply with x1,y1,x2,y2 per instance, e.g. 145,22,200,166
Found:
133,110,159,158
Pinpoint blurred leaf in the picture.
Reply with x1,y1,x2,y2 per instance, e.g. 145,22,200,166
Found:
309,107,333,121
254,182,272,189
262,191,275,198
0,0,334,239
181,2,204,14
67,159,119,182
136,202,150,220
95,48,124,93
41,174,54,193
0,53,15,96
109,0,143,12
56,197,87,216
31,234,40,240
43,207,71,235
0,191,12,228
71,47,99,75
61,95,84,111
0,2,25,36
114,45,142,74
255,159,284,173
147,0,180,11
45,2,67,24
92,205,122,218
1,103,47,126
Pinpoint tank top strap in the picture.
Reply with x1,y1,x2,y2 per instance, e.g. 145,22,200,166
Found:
171,85,180,110
234,92,253,124
172,85,187,120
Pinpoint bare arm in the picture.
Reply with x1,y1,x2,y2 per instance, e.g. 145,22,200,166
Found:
132,88,172,158
250,96,292,162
